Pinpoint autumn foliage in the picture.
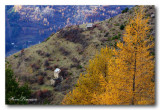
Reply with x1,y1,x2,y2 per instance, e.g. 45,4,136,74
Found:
62,46,113,104
62,7,155,105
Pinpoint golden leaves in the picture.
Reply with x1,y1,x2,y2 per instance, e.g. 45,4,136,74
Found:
62,6,154,105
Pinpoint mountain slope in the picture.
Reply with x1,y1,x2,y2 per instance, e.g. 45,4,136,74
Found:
6,5,134,56
6,5,155,104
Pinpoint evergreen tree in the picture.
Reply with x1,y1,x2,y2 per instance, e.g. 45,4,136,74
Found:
6,62,31,104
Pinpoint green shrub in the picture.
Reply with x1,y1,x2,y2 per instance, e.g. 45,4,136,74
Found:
112,35,120,40
77,65,83,69
124,21,127,25
109,42,113,46
129,10,132,14
122,7,129,13
104,32,109,37
114,23,119,26
120,24,125,30
108,17,112,22
14,55,18,58
111,28,115,31
43,99,50,105
150,52,155,56
107,37,112,41
118,33,121,37
45,37,50,41
6,63,31,104
114,42,117,48
74,84,78,87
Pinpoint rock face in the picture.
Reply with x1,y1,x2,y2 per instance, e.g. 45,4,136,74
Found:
54,68,61,78
50,77,63,87
151,14,155,18
6,5,155,104
50,79,56,86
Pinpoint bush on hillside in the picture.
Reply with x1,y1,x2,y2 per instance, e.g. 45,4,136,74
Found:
120,24,125,30
58,28,88,48
122,7,129,13
45,53,51,57
44,60,49,67
60,67,68,79
71,57,80,64
104,32,109,37
30,63,40,71
112,35,120,40
37,75,44,85
59,47,70,56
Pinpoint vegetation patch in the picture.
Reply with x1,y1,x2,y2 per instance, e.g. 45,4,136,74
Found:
120,24,125,30
114,23,120,26
112,35,120,40
6,63,31,104
58,28,88,48
14,55,18,58
122,7,129,13
59,47,70,56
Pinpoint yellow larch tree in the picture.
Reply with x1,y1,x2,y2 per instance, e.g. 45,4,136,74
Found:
62,6,155,105
91,6,155,105
62,46,113,105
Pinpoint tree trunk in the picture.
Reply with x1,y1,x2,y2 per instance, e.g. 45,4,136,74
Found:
132,48,137,105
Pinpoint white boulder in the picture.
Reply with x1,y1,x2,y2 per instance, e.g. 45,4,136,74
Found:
151,14,155,18
50,79,56,86
54,68,61,78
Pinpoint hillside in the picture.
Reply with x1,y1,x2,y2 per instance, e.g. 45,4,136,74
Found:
6,5,133,56
6,5,155,104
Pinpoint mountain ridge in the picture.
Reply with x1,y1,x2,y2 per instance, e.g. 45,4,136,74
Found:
6,5,134,56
